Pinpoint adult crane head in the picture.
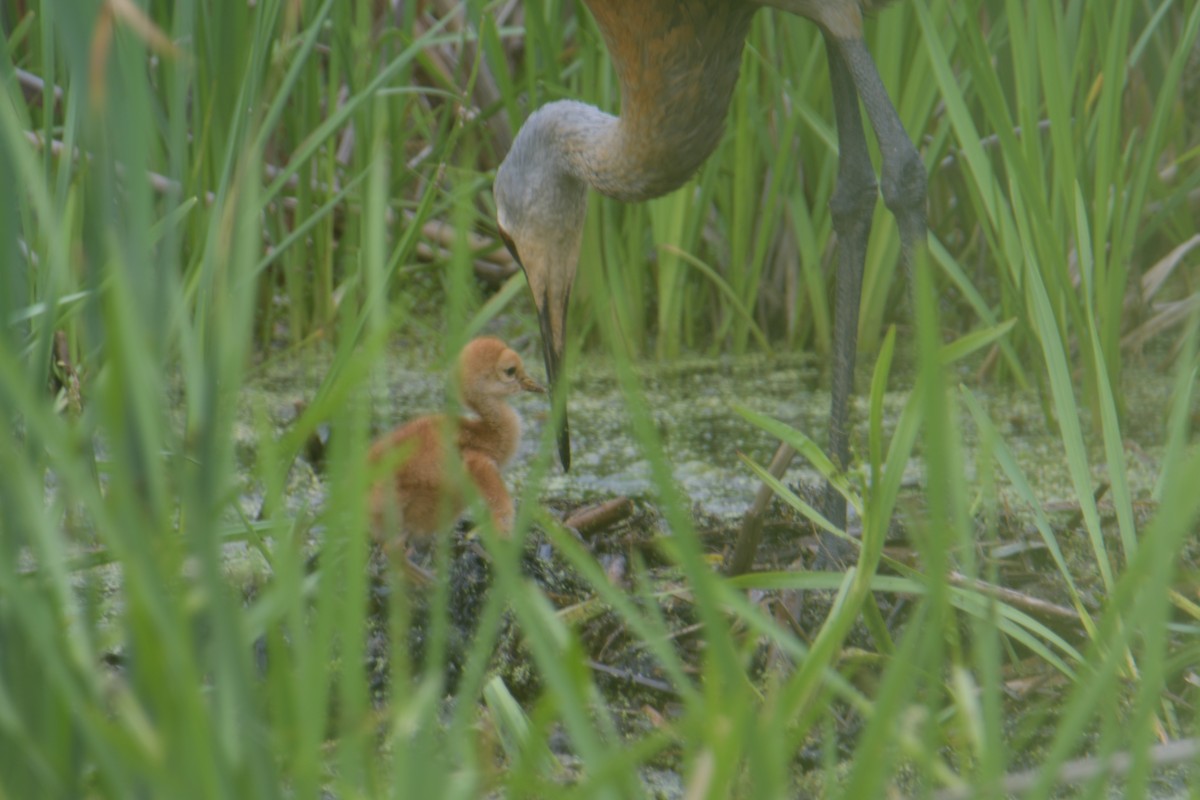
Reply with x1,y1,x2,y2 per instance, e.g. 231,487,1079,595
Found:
493,103,595,472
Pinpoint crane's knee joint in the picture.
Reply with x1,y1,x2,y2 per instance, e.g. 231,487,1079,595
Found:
829,177,877,233
881,149,926,217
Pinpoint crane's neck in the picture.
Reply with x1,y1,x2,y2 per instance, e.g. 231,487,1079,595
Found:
522,1,755,203
528,100,702,203
545,0,757,201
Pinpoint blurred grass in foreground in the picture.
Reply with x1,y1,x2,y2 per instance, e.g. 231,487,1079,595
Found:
2,0,1199,797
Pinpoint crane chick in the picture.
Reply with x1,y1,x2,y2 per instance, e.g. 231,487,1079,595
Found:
369,337,545,579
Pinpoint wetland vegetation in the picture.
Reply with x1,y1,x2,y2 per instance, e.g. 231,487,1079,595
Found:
2,1,1200,797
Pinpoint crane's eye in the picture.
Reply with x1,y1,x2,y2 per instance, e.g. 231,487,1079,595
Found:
503,366,517,378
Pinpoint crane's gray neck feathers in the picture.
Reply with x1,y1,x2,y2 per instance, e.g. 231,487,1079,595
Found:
522,100,704,202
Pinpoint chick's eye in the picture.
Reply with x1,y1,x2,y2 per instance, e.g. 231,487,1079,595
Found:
503,366,517,378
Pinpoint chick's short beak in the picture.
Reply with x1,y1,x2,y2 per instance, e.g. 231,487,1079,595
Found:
520,374,547,394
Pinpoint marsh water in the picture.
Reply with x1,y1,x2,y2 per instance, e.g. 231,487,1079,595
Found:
241,338,1180,533
200,340,1199,796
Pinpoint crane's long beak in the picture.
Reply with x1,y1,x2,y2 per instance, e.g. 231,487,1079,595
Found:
500,228,574,471
533,297,571,471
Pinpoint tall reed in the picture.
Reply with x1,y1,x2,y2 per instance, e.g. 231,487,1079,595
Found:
1,0,1197,797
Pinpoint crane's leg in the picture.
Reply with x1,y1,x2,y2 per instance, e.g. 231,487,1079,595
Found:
817,33,927,568
728,29,898,575
832,37,928,268
815,31,881,568
728,12,926,575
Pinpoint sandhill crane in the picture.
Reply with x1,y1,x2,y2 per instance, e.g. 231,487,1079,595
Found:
494,0,927,569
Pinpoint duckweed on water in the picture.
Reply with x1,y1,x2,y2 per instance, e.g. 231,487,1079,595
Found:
228,338,1188,545
68,335,1195,797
